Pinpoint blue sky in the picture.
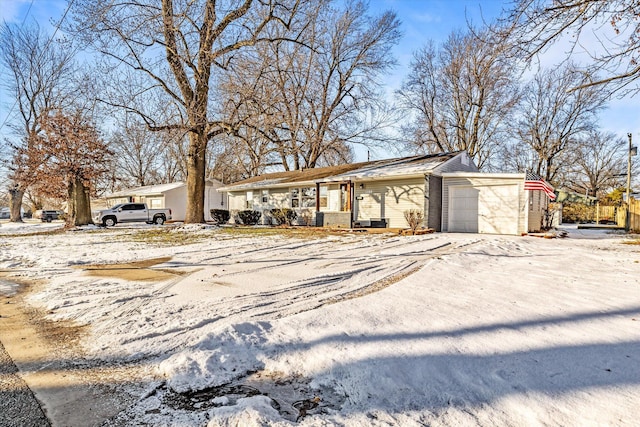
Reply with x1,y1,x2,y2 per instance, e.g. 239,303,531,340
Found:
1,0,637,161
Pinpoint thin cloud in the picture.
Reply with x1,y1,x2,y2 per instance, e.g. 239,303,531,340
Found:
0,0,31,24
412,13,442,24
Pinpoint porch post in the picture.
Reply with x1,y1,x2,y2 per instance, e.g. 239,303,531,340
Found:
349,181,353,228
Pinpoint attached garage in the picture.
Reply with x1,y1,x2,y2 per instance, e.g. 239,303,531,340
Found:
442,173,532,235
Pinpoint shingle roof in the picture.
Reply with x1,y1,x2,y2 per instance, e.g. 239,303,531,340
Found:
219,152,462,191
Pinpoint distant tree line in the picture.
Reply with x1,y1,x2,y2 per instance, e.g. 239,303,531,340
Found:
0,0,637,225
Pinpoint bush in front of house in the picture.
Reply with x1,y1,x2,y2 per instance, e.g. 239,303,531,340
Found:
237,210,262,225
210,209,230,224
270,208,297,226
403,209,424,235
297,209,313,226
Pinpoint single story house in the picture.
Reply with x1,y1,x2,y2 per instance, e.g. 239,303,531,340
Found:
0,207,27,219
101,180,226,222
219,151,478,229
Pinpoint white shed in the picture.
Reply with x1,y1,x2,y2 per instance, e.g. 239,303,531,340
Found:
102,180,226,222
441,173,550,235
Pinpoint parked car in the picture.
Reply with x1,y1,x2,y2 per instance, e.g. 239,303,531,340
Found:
93,203,172,227
34,210,63,222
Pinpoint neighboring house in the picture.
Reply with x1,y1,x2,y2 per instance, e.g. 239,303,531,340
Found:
441,172,553,234
219,152,478,229
0,207,26,219
555,188,597,205
102,180,226,222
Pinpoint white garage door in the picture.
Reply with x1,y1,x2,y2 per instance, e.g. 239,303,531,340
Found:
449,186,479,232
449,185,519,234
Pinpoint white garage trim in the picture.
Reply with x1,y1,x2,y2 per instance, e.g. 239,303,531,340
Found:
442,173,527,235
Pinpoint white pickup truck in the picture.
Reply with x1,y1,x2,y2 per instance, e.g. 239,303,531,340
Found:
93,203,172,226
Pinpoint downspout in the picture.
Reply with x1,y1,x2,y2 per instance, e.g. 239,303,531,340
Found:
315,182,321,227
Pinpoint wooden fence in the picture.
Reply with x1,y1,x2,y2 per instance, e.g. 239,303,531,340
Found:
562,198,639,232
618,198,640,232
634,198,640,232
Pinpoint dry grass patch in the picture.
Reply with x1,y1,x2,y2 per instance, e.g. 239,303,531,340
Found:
114,227,211,246
81,257,183,281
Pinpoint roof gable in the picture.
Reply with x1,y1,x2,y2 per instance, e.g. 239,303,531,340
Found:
107,182,185,198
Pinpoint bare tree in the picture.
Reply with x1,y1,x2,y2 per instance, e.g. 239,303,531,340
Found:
566,131,633,198
280,1,400,169
214,57,284,177
109,117,185,188
0,22,75,221
504,0,640,96
514,64,607,183
217,0,400,172
70,0,307,223
398,27,520,169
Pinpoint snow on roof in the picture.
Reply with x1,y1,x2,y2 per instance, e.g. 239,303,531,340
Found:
218,162,369,192
220,152,462,191
324,152,461,182
107,182,185,198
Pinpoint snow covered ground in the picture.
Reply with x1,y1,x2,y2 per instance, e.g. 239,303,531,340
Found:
1,220,639,426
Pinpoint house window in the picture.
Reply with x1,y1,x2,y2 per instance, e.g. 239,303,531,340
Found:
246,191,253,209
290,187,316,208
290,188,300,208
301,187,316,207
262,190,268,203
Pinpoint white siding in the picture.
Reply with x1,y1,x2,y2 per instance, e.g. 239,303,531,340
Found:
227,192,246,211
527,189,548,232
354,178,425,228
164,187,186,221
270,189,290,208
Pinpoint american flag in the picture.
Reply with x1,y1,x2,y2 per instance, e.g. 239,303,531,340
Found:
525,171,556,200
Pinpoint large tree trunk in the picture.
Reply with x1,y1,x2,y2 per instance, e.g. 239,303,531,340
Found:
184,131,207,223
67,177,94,226
8,185,24,223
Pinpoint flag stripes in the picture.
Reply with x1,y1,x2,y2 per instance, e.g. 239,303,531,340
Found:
525,171,556,200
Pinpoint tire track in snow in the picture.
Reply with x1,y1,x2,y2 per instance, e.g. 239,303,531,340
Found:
115,239,486,353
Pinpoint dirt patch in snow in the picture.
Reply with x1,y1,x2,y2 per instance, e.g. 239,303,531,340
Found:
122,370,344,423
80,256,185,281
